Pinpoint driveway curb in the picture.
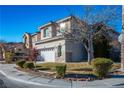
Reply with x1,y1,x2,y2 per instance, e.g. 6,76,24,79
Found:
0,70,59,87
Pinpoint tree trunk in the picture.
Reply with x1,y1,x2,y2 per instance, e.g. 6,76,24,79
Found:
87,34,94,64
121,6,124,71
121,29,124,70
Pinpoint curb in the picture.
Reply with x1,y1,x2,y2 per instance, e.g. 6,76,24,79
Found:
0,70,60,88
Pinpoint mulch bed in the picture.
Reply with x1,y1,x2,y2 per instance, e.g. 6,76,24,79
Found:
111,71,124,75
64,77,96,81
14,67,124,82
16,67,98,81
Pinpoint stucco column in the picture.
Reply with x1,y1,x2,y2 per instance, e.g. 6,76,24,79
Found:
121,6,124,70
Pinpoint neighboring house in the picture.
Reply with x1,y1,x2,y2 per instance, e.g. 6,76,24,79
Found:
23,16,120,63
0,42,27,61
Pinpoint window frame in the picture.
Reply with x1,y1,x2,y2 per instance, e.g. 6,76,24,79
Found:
57,45,62,57
43,28,49,37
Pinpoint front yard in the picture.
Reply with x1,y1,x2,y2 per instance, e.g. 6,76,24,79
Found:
16,59,121,81
36,62,120,73
35,62,121,80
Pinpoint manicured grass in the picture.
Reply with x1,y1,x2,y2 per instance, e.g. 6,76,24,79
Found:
36,62,93,74
36,62,120,74
66,62,92,70
36,62,65,71
36,62,90,68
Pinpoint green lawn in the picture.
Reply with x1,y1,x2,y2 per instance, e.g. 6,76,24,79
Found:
36,62,92,74
36,62,121,74
36,62,91,70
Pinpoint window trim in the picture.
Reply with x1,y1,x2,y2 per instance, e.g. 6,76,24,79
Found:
43,28,49,37
57,45,62,57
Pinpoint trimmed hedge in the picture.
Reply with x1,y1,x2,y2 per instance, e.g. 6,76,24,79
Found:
16,60,26,68
91,58,113,78
55,65,66,78
23,62,35,69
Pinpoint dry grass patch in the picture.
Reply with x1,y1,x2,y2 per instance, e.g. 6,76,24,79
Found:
36,62,93,74
36,62,120,74
112,63,121,70
66,62,89,69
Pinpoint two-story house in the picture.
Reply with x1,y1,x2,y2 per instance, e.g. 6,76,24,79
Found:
23,16,120,63
23,16,87,62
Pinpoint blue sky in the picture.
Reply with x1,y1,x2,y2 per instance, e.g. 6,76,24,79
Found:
0,5,122,42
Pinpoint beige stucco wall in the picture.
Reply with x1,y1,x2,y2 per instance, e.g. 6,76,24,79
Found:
34,39,66,62
32,34,37,42
37,32,41,41
65,40,87,62
57,19,71,36
39,19,72,40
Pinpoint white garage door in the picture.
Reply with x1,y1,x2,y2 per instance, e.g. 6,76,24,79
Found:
40,50,55,62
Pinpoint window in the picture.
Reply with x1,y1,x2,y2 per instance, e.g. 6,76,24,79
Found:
43,28,49,37
57,45,62,57
60,23,66,32
18,49,22,51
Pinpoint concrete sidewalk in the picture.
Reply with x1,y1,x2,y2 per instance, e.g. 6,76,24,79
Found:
0,64,72,88
0,64,124,88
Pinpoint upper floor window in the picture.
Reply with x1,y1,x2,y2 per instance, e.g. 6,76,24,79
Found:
43,28,49,37
60,23,66,32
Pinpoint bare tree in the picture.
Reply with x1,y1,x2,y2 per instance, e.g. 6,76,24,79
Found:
57,6,121,64
121,5,124,70
27,48,39,70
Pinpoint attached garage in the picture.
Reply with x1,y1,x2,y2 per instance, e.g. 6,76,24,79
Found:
40,47,55,62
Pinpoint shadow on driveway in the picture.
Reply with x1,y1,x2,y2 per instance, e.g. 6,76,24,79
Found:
65,74,97,78
109,74,124,78
112,83,124,87
0,79,7,88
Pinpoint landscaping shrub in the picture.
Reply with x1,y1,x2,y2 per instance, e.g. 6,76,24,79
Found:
91,58,113,78
55,65,66,78
5,52,14,63
23,62,34,69
16,60,26,68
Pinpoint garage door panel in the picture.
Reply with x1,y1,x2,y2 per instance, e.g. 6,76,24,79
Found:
40,50,55,62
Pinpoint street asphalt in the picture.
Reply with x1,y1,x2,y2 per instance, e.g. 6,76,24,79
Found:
0,72,53,88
